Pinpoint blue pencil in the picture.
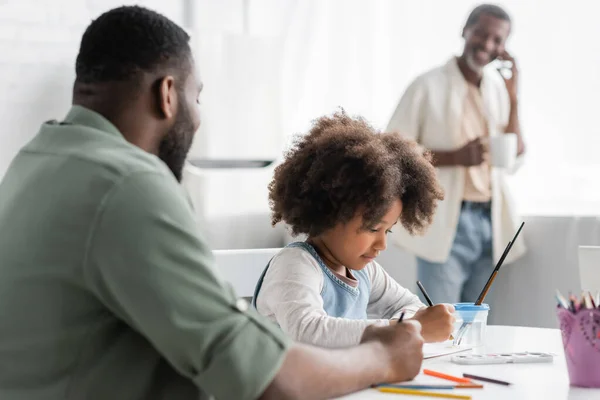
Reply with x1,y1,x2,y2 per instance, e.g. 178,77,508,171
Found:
377,383,457,390
555,290,569,309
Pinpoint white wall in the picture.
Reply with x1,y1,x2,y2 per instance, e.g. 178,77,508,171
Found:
0,0,185,177
182,0,294,248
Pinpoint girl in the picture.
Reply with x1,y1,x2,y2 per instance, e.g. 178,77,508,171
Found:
253,111,454,348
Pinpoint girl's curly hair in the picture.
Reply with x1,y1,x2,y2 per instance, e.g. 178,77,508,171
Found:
269,110,444,237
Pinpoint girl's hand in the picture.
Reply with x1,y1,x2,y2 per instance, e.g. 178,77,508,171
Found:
411,304,455,342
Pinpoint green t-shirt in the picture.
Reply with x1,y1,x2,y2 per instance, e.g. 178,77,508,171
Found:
0,106,289,400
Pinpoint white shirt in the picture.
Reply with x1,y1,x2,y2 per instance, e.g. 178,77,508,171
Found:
255,247,424,348
386,57,526,264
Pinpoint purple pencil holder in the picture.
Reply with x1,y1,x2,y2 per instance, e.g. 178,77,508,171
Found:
557,307,600,387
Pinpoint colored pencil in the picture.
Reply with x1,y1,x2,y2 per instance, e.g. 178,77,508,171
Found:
377,384,456,390
423,369,472,384
583,292,593,309
456,384,484,389
555,290,569,309
569,294,578,313
377,383,483,390
417,280,434,306
416,280,454,340
377,387,472,399
462,373,511,386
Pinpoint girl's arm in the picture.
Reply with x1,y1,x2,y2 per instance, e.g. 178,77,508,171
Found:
256,248,390,348
366,261,425,320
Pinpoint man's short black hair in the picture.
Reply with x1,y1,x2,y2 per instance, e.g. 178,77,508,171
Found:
75,6,191,83
465,4,511,28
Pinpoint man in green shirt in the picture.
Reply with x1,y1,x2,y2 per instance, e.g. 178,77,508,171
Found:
0,6,425,400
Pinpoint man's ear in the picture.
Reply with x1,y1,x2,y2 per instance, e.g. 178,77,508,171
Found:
461,26,467,39
157,75,177,119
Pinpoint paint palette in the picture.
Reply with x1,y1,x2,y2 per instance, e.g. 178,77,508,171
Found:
451,352,554,365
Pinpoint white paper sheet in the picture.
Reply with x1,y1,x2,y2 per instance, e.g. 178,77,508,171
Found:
423,341,473,359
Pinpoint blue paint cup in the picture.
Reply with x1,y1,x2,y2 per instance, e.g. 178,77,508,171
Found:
452,303,490,347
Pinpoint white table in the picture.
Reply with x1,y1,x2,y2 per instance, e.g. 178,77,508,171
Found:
337,326,600,400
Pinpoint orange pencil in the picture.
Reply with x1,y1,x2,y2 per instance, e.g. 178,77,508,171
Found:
423,369,473,384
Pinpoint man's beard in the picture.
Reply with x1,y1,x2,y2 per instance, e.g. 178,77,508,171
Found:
158,101,195,182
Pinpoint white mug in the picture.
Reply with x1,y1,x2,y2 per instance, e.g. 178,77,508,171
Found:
489,133,517,168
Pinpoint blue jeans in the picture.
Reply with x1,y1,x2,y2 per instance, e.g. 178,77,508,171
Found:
417,202,493,304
